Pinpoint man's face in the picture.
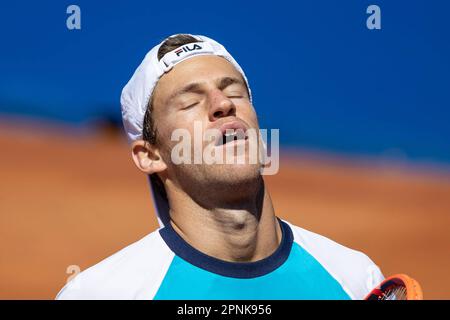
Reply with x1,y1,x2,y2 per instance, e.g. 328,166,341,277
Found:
151,55,262,196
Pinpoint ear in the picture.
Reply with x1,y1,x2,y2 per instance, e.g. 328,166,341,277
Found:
131,140,167,175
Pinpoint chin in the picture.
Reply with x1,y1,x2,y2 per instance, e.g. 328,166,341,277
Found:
209,163,262,187
175,163,263,205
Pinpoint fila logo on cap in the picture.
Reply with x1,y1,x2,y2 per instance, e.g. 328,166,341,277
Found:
160,41,218,74
174,44,203,56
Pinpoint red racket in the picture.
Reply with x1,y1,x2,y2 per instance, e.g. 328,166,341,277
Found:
365,274,423,300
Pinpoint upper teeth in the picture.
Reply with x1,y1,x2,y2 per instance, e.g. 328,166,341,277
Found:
224,131,236,137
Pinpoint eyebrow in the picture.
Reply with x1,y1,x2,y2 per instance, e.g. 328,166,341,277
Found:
217,76,246,91
167,76,247,103
167,82,203,103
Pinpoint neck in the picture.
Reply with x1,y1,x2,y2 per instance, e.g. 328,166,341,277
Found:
166,179,281,262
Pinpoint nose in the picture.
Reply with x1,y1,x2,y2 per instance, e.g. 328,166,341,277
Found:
208,90,236,121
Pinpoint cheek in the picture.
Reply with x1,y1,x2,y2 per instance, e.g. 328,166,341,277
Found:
170,105,213,140
158,115,199,150
237,103,259,128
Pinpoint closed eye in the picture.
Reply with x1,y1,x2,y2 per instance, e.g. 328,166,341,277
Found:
224,87,247,100
181,101,199,110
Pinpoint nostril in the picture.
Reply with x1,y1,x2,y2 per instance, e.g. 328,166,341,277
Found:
213,111,223,118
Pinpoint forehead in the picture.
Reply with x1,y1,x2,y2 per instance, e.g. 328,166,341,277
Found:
154,55,245,100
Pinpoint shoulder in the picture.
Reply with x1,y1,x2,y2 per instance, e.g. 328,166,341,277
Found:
56,229,174,300
284,219,384,300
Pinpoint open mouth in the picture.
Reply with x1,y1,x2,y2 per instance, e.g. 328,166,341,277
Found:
214,121,248,146
218,129,247,146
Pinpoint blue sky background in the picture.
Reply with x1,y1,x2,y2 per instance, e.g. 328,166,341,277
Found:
0,1,449,164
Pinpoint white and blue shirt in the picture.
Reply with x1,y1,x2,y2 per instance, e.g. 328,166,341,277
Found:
56,218,384,300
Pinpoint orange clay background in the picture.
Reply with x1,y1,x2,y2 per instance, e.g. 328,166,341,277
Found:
1,118,449,299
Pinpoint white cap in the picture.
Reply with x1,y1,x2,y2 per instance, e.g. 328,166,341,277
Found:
120,34,252,226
